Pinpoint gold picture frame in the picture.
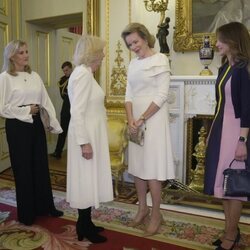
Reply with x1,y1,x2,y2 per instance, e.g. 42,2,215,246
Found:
87,0,99,36
174,0,216,52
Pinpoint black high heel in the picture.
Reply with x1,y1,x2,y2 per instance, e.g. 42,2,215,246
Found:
76,220,84,241
49,209,63,217
213,227,240,247
90,221,105,233
76,208,107,243
76,221,107,243
212,238,222,246
215,231,240,250
215,239,236,250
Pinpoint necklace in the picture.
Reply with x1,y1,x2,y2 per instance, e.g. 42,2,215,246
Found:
17,71,27,82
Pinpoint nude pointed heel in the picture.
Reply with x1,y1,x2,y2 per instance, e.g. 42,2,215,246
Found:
127,209,150,227
143,214,163,237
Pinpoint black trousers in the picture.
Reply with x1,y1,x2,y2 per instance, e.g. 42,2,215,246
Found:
5,115,56,224
54,98,70,155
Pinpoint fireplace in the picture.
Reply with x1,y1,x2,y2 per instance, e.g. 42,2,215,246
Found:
169,75,217,184
186,115,213,185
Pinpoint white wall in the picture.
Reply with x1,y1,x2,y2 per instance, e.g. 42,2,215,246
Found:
22,0,83,21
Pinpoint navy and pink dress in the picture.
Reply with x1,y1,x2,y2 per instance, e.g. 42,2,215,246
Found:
204,62,250,201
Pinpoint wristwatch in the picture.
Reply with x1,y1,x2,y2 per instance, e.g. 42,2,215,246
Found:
238,136,247,143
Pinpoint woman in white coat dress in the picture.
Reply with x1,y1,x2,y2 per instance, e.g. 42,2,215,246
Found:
121,23,175,236
66,35,113,243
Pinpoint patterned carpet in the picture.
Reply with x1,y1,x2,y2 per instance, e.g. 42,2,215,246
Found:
1,179,250,250
0,167,138,204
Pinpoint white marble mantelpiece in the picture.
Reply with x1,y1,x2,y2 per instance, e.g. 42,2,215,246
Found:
171,75,217,117
168,75,217,183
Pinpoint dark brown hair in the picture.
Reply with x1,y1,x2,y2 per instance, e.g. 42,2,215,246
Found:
216,22,250,72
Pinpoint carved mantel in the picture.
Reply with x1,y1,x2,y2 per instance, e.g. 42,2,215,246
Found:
171,75,217,117
169,75,217,183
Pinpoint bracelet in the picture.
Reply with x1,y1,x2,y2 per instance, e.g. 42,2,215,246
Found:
139,115,146,121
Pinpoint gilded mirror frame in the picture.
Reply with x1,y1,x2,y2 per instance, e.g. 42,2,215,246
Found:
87,0,99,36
174,0,216,52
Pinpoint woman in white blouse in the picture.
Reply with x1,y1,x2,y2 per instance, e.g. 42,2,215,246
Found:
66,35,113,243
0,40,63,225
121,23,175,236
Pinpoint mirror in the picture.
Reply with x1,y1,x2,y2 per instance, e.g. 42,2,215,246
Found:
173,0,250,52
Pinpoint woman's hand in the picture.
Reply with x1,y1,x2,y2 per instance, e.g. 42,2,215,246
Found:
81,143,93,160
135,118,144,127
30,104,39,115
235,142,247,161
128,118,138,134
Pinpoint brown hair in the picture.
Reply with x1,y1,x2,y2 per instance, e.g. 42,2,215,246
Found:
121,22,155,49
2,40,31,76
216,22,250,72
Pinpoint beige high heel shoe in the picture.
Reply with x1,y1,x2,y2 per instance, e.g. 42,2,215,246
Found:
127,209,150,227
143,214,164,237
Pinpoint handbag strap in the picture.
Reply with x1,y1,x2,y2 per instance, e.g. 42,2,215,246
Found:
229,159,249,169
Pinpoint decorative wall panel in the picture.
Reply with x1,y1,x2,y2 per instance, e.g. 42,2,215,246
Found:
0,0,7,16
36,31,50,86
0,22,8,69
61,36,74,62
104,0,131,111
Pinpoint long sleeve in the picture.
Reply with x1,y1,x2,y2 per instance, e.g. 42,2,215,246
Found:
239,67,250,127
125,79,133,103
39,77,62,134
152,68,170,107
68,66,92,145
0,72,34,122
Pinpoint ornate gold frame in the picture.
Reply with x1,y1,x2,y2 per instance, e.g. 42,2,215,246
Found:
87,0,99,36
173,0,216,52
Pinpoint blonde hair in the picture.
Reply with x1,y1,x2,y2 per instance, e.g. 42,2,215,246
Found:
121,23,155,48
73,34,106,66
2,40,31,76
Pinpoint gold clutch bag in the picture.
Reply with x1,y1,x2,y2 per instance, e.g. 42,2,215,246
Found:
127,126,145,146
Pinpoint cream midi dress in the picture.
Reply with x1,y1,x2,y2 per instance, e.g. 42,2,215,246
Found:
125,53,175,180
66,65,113,209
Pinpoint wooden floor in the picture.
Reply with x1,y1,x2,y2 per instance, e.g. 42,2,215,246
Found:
48,150,67,172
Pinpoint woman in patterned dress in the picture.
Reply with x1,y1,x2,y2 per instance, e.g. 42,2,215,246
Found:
204,22,250,250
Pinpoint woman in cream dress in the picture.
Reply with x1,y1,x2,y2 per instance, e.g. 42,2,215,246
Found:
66,35,113,243
121,23,175,236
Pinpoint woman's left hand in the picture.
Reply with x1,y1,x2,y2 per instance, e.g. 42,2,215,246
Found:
235,142,247,161
135,119,144,127
81,143,93,160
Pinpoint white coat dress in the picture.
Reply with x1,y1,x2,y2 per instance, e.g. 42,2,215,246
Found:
125,53,175,180
66,65,113,209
